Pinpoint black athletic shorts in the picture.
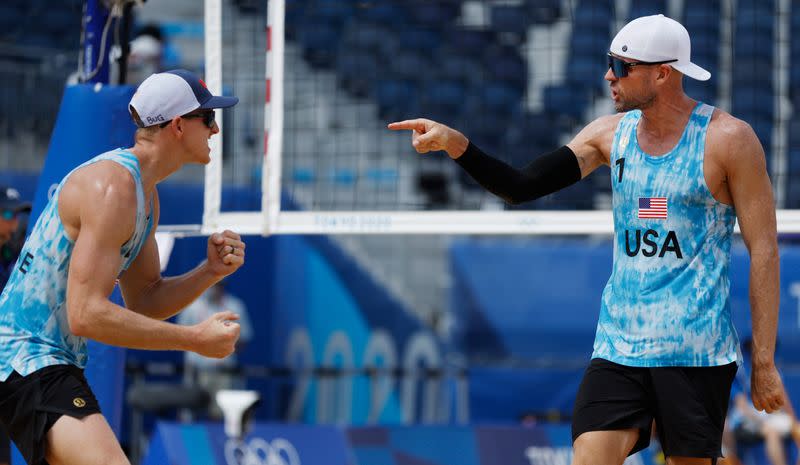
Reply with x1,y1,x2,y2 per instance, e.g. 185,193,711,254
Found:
572,358,737,460
0,364,101,465
0,425,8,463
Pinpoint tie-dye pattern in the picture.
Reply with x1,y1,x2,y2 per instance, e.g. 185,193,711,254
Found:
592,103,739,367
0,149,153,381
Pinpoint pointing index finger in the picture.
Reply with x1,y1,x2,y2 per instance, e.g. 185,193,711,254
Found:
387,119,427,132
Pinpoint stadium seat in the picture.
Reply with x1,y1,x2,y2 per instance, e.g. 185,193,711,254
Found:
490,4,529,41
296,17,341,68
356,1,408,25
573,0,614,35
374,78,420,121
420,79,467,123
390,50,433,81
483,45,527,91
543,84,590,121
336,49,382,98
397,27,443,53
433,49,485,87
627,0,666,20
525,0,561,25
443,27,495,55
407,0,461,28
732,87,775,119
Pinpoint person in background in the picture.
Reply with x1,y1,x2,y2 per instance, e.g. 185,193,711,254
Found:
178,280,253,419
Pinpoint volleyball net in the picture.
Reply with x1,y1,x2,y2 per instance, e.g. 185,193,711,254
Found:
167,0,798,237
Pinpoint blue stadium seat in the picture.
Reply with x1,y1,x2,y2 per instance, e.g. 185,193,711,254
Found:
684,0,720,18
397,27,442,53
565,55,607,92
734,30,773,59
374,78,420,121
336,49,382,97
297,17,341,68
407,1,460,27
309,0,356,24
490,4,529,40
573,0,614,35
525,0,561,25
420,79,467,123
732,87,774,120
390,50,433,81
443,27,495,55
502,111,558,166
685,81,716,105
483,45,527,91
735,9,775,35
627,0,666,20
543,84,590,120
731,57,771,85
433,49,485,86
356,1,408,25
341,21,388,54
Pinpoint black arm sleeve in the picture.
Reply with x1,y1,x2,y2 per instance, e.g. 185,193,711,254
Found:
454,142,582,205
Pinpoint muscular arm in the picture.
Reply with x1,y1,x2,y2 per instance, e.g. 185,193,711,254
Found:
64,172,197,351
387,116,617,205
118,191,220,320
724,119,784,412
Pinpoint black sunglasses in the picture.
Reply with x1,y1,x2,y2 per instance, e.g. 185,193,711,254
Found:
158,110,216,129
607,53,678,79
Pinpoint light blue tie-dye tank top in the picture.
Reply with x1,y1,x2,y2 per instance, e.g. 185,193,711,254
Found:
592,103,739,367
0,149,153,381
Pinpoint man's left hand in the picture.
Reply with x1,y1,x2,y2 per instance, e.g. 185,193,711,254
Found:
206,230,245,277
751,363,786,413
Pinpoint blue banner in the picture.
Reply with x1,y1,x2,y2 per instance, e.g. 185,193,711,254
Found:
142,421,657,465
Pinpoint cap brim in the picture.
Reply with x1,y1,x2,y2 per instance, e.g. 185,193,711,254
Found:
672,62,711,81
0,201,31,212
199,95,239,109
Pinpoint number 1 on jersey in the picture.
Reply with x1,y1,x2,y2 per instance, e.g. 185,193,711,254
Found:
615,158,625,183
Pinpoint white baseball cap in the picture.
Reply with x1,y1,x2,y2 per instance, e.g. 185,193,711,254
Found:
129,69,239,128
609,14,710,81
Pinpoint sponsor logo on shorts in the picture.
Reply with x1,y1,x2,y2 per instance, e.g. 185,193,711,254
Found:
73,397,86,408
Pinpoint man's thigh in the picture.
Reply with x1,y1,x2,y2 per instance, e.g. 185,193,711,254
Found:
46,413,129,465
572,429,640,465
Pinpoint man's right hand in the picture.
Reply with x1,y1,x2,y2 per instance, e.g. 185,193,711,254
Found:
387,118,469,158
192,311,241,358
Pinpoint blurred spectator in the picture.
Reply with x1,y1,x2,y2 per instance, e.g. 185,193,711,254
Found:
0,186,31,465
722,339,800,465
178,280,252,419
128,25,165,85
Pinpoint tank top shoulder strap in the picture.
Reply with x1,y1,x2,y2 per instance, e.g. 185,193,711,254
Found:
610,110,642,163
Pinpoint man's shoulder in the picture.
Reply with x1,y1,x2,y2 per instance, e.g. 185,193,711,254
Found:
707,108,756,141
64,160,140,207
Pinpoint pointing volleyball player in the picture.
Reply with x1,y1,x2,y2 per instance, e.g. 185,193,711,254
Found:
0,70,245,465
390,15,784,465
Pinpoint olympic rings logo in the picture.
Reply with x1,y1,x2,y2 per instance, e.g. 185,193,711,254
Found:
224,437,301,465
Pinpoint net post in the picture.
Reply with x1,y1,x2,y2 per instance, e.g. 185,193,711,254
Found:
264,0,286,236
203,0,224,234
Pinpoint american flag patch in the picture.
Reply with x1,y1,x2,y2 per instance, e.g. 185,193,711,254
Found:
638,197,667,219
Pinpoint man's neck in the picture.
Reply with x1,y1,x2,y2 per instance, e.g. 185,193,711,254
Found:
638,92,697,139
129,141,183,195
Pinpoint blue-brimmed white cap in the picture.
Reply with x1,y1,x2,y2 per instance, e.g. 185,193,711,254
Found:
128,69,239,128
